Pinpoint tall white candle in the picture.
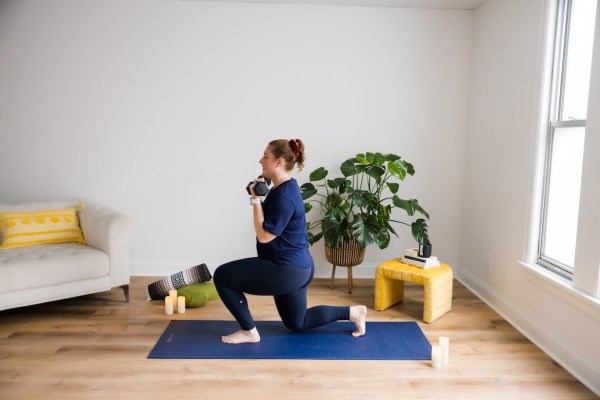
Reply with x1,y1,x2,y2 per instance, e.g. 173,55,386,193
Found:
431,345,442,369
177,296,186,314
169,290,178,312
164,296,174,315
439,337,450,366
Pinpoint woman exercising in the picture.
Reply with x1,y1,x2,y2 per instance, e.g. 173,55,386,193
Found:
213,139,367,344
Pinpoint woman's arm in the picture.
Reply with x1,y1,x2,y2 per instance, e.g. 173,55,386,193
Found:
249,180,277,243
252,202,277,243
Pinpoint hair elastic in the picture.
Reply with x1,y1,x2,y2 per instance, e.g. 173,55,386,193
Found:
289,139,301,158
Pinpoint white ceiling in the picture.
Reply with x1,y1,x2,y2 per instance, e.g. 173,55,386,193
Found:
189,0,488,10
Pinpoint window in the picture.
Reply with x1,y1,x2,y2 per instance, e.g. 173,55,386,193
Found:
539,0,597,278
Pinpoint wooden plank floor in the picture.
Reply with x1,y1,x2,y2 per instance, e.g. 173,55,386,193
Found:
0,276,597,400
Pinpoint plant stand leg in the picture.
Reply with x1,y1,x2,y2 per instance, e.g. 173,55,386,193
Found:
330,264,337,289
347,266,353,294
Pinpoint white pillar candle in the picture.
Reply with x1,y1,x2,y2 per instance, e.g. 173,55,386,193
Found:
431,345,442,369
177,296,186,314
439,337,450,366
169,290,178,312
164,296,174,315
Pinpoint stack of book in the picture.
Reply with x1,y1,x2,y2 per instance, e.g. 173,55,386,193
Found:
401,248,440,269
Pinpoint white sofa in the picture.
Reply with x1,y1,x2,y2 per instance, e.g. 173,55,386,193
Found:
0,200,132,311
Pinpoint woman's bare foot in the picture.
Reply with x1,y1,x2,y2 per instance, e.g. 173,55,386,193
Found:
349,305,367,337
221,327,261,344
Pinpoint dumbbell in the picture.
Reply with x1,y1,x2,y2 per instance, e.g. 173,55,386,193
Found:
246,176,271,196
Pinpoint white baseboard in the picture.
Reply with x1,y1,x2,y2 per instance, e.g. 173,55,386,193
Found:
130,260,377,279
455,265,600,397
129,260,207,277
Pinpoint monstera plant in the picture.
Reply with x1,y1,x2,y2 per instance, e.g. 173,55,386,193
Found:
301,152,430,251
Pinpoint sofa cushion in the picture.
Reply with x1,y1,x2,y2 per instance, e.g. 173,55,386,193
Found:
0,200,83,243
0,208,86,249
0,243,109,294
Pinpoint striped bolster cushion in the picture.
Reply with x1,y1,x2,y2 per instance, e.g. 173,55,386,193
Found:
146,263,212,300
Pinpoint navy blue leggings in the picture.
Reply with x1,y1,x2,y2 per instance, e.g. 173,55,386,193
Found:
213,257,350,331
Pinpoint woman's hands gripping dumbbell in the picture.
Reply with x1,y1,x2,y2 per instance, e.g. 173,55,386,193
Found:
246,176,271,197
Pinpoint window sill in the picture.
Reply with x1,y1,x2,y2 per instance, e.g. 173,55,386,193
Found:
518,261,600,319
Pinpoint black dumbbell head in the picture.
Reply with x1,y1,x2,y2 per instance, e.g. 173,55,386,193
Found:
245,176,271,196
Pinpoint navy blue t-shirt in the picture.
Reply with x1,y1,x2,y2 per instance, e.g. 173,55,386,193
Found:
256,178,312,268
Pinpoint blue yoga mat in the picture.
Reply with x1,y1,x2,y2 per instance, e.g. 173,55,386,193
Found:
148,320,432,360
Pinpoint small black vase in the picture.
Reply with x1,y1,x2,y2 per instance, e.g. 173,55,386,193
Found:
418,243,432,258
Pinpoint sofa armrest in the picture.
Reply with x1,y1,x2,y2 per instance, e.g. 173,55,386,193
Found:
78,201,133,288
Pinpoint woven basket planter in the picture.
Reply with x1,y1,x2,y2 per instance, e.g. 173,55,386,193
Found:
325,240,366,267
325,239,366,294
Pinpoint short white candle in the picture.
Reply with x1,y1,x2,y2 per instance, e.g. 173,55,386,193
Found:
177,296,186,314
431,345,442,369
169,290,178,312
164,296,174,315
439,337,450,366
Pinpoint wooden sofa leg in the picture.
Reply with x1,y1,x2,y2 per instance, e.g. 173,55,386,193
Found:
122,285,130,303
113,285,130,303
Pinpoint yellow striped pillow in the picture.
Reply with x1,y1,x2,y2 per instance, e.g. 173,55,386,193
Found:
0,208,86,249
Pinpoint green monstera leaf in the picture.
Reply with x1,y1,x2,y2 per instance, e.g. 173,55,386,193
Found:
411,218,430,245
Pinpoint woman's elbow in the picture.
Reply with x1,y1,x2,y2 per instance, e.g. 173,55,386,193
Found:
257,231,276,243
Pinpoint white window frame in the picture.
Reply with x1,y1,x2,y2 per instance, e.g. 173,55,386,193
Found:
538,0,592,279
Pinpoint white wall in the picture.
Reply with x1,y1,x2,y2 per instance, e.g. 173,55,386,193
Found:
2,0,599,394
0,0,472,277
574,0,600,298
459,0,600,394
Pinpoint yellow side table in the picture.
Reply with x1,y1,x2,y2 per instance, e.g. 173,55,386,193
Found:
374,258,453,323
